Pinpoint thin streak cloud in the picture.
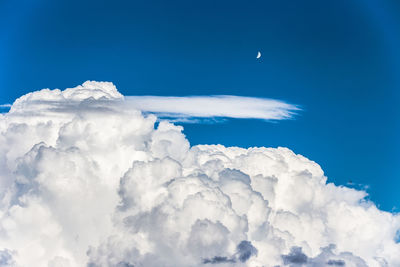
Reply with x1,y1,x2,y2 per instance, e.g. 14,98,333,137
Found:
125,95,300,121
0,104,11,114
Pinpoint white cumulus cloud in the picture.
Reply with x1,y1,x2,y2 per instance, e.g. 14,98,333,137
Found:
0,81,399,267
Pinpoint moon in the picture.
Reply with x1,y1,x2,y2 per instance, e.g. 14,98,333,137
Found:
256,51,261,59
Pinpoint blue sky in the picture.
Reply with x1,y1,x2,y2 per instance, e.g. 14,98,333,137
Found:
1,0,399,210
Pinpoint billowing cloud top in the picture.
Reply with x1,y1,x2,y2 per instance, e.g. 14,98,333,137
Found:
0,81,399,267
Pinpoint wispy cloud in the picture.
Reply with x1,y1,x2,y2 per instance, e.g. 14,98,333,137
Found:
125,95,299,121
0,104,11,113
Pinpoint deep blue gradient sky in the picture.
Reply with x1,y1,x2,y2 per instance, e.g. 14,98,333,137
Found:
1,0,399,210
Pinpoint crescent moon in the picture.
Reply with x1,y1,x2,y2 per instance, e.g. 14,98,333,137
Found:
256,51,261,59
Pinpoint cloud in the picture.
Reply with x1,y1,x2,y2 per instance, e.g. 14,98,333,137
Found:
281,245,368,266
327,259,345,266
0,81,399,266
5,84,298,123
0,104,11,114
202,240,257,264
0,249,15,266
282,247,308,265
203,256,235,264
125,95,299,121
236,241,258,262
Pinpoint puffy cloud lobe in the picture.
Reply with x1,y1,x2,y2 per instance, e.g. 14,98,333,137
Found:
281,245,367,267
236,241,258,262
282,247,308,265
202,240,257,264
0,249,15,266
0,81,399,266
